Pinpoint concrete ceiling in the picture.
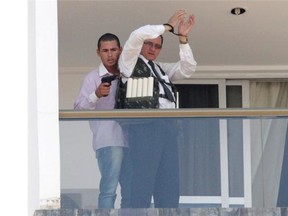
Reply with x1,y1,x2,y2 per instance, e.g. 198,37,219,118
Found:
58,0,288,79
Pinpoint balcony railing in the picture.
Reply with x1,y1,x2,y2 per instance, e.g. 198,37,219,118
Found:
58,108,288,209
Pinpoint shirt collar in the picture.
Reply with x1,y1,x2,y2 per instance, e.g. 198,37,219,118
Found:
139,55,149,64
139,54,158,66
98,62,113,77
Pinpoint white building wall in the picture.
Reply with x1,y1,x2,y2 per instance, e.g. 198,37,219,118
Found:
28,0,60,214
2,1,28,216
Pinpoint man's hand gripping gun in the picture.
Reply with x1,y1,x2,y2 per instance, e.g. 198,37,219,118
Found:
101,75,119,86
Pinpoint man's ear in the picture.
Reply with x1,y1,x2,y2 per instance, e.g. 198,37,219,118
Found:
96,49,100,56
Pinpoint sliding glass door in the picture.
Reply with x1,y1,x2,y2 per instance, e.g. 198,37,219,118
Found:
175,80,251,207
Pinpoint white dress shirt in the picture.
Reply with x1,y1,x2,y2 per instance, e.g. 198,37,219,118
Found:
118,24,197,109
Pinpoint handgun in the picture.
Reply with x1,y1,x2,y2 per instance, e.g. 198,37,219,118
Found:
101,75,118,85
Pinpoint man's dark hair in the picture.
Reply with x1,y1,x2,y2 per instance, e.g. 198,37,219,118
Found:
97,33,121,50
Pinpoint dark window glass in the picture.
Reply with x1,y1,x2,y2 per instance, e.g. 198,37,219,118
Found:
176,84,219,108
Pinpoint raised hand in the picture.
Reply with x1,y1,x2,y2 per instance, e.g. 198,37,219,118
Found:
178,15,195,37
167,9,186,28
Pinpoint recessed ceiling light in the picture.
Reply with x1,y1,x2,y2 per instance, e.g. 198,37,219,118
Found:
231,7,246,15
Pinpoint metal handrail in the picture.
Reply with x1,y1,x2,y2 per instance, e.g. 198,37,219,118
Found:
59,108,288,120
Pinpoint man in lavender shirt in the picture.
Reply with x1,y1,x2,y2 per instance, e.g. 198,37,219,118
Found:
74,33,131,208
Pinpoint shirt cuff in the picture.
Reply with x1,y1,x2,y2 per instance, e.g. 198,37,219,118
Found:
179,43,190,49
89,92,99,103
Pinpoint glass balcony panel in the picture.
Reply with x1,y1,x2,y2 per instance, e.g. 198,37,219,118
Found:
59,109,288,208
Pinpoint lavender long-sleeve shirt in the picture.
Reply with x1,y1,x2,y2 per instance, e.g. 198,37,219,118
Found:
74,63,128,151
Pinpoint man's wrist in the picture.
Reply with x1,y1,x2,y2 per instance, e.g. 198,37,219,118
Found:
179,36,188,44
163,23,173,32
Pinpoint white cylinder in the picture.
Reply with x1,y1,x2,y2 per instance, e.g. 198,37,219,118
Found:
136,78,143,97
142,77,148,97
131,78,138,98
126,78,133,98
147,77,154,97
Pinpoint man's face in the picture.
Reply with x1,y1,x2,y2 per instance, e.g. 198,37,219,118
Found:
97,40,122,68
140,36,162,61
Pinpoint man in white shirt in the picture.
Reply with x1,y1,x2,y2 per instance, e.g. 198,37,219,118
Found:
118,10,197,208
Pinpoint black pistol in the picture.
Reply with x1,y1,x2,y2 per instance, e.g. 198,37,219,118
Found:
101,75,118,86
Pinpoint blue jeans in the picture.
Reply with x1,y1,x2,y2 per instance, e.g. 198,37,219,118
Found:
96,146,132,208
